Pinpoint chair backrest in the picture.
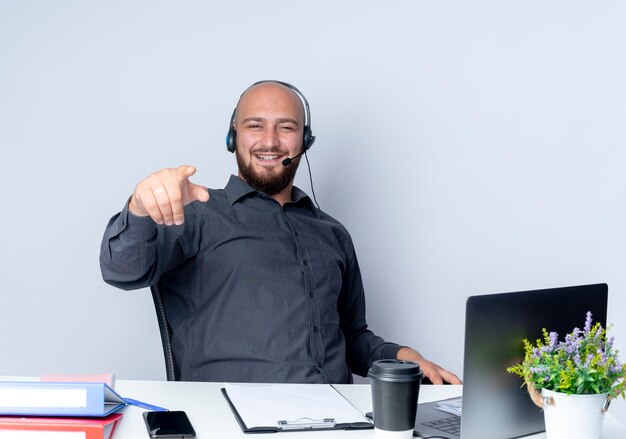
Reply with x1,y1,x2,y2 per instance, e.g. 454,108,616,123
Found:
149,281,180,381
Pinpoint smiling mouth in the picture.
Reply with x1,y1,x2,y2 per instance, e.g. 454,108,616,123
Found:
255,154,282,161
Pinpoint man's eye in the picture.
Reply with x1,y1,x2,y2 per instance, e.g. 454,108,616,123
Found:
247,124,262,129
279,125,295,131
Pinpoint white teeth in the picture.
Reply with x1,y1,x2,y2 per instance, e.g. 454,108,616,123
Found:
257,155,279,160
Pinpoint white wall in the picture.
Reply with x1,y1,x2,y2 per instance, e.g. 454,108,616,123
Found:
1,0,625,419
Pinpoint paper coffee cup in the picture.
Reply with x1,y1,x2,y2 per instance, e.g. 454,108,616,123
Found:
368,360,423,439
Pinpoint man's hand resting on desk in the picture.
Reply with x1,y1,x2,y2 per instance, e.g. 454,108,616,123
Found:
397,347,462,384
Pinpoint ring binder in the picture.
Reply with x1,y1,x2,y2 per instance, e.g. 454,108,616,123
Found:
278,417,336,430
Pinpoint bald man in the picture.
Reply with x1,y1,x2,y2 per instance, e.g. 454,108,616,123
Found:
100,81,460,384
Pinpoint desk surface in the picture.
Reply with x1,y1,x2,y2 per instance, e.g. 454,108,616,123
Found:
111,380,626,439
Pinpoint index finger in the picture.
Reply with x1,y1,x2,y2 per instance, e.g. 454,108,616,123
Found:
441,369,462,384
176,165,196,184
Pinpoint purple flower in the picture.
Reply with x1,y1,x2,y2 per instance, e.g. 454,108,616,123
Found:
539,345,553,355
610,359,623,374
584,353,594,368
595,326,603,340
531,347,540,359
573,353,582,366
584,311,593,334
563,332,581,355
606,336,615,355
530,366,548,377
548,331,558,350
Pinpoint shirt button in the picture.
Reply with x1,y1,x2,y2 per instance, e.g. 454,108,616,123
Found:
313,326,318,333
303,260,308,265
309,291,314,298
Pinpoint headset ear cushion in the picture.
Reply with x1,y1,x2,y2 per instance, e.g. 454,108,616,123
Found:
303,127,315,151
226,108,237,153
226,127,236,153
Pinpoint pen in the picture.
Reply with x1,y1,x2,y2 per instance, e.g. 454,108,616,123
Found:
124,397,168,412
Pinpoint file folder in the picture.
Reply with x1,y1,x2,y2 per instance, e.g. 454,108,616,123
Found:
0,412,122,439
0,381,127,417
221,383,373,433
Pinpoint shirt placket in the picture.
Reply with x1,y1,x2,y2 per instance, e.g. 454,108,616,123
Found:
280,205,326,378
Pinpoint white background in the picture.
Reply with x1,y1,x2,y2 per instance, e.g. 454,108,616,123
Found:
1,0,625,420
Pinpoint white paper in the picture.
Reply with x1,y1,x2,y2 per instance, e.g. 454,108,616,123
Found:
0,388,87,408
225,383,371,429
435,396,463,417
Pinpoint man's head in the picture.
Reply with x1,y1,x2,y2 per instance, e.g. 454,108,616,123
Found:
230,81,310,196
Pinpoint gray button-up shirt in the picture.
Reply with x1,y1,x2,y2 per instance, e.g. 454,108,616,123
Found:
100,175,401,383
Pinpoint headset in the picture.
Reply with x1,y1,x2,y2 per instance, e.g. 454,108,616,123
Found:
225,80,316,153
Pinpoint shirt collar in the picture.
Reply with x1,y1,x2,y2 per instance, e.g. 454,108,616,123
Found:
225,175,319,215
225,174,256,205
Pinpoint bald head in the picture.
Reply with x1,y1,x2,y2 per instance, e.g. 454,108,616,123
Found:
234,81,306,129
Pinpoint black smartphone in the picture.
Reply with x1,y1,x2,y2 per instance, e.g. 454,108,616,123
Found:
143,410,196,438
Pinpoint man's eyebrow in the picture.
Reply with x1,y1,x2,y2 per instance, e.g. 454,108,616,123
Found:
240,117,263,124
275,118,299,125
241,117,300,126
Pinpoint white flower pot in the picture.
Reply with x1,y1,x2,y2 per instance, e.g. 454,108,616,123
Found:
541,389,609,439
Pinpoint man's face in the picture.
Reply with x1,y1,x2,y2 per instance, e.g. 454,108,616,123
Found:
234,83,305,195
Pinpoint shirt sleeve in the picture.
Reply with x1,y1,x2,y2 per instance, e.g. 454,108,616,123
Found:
99,200,202,290
337,235,404,377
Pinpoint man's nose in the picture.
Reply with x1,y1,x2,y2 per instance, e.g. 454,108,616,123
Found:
260,128,279,148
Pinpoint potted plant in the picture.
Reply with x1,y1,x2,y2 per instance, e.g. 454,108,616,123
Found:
508,311,626,439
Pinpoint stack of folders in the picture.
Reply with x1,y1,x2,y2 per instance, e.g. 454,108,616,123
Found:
0,380,127,439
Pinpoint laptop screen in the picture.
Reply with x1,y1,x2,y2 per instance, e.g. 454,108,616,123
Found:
460,283,608,439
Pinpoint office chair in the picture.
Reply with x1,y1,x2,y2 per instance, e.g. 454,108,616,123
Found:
149,281,181,381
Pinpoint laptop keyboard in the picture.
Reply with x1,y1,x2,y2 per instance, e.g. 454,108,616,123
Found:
423,416,461,435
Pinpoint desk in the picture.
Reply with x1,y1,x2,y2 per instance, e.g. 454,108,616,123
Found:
112,380,626,438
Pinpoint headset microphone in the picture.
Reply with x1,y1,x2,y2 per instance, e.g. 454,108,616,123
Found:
282,151,306,167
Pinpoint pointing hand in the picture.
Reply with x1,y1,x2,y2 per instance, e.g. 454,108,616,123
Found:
129,165,209,225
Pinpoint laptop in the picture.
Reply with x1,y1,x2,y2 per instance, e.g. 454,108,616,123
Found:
414,283,608,439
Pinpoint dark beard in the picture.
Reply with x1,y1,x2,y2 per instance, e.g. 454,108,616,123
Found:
236,149,300,196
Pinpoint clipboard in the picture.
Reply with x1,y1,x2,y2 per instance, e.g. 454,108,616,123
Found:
221,383,374,433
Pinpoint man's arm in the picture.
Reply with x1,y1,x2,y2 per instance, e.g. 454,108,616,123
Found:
337,242,402,377
337,232,461,384
99,165,209,289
